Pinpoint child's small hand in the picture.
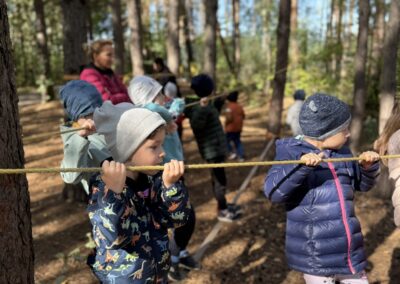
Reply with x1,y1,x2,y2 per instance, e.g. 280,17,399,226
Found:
162,160,185,188
359,151,380,169
78,119,96,137
199,97,209,107
300,152,325,167
167,121,178,134
101,160,126,194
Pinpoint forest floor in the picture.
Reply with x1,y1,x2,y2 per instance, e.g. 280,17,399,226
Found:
19,96,400,284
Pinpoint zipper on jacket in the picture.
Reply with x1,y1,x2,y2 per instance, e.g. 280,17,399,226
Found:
327,162,356,274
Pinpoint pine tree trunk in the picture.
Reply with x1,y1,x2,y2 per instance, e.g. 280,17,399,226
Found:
61,0,88,75
127,0,145,76
203,0,218,82
378,0,400,133
340,0,355,81
217,22,235,76
232,0,240,78
263,0,273,96
290,0,299,66
267,0,291,136
0,1,34,281
167,0,180,75
369,0,385,88
180,0,194,78
333,0,344,81
33,0,53,98
350,0,370,153
111,0,125,75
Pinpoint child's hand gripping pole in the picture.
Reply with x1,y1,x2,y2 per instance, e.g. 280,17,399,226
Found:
300,152,325,167
101,161,126,194
358,151,380,169
162,160,185,188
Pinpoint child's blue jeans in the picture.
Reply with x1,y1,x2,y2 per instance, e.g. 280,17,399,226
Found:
226,132,244,159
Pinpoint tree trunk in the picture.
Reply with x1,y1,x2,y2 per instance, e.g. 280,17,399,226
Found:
127,0,145,76
332,0,344,80
61,0,88,75
203,0,218,82
340,0,355,81
232,0,240,78
262,0,273,96
378,0,400,133
217,22,235,76
369,0,385,86
267,0,291,136
180,0,193,79
33,0,51,79
111,0,125,75
350,0,370,153
290,0,299,66
0,1,34,281
167,0,180,75
86,0,94,40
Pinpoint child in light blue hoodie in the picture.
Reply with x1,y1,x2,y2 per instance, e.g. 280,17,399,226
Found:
59,80,111,197
128,76,199,281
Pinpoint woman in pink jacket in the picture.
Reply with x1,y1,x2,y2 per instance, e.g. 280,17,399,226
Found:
80,40,130,104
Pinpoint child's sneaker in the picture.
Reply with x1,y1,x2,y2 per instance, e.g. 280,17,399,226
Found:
227,203,243,214
168,262,183,282
228,153,237,160
218,208,240,222
180,254,201,270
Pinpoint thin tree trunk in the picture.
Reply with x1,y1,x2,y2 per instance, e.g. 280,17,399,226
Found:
180,0,193,78
33,0,51,79
86,0,93,40
217,22,235,76
127,0,145,76
61,0,88,75
369,0,385,83
111,0,125,75
186,0,195,42
203,0,218,82
267,0,291,136
350,0,370,152
0,1,34,281
167,0,180,75
378,0,400,133
262,0,273,96
290,0,299,66
333,0,344,80
340,0,355,81
232,0,240,78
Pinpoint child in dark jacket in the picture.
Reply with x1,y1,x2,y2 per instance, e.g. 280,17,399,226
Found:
88,101,191,283
184,74,240,222
264,93,380,284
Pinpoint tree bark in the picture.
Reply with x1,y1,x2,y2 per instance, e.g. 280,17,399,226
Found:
203,0,218,82
290,0,299,66
333,0,344,80
267,0,291,136
61,0,88,75
350,0,370,153
378,0,400,133
167,0,180,75
180,0,193,78
263,0,273,96
0,1,34,282
369,0,385,84
217,22,235,76
111,0,125,75
127,0,145,76
232,0,240,78
33,0,51,79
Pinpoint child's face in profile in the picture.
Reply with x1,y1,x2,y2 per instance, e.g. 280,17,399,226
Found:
322,127,351,150
127,127,166,175
153,92,166,106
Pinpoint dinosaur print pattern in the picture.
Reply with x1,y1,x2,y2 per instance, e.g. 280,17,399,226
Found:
87,172,191,283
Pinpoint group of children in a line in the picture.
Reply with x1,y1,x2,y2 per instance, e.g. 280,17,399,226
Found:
56,39,400,283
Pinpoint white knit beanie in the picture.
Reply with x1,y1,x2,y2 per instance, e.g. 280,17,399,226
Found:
164,82,178,99
94,101,166,162
128,75,163,106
